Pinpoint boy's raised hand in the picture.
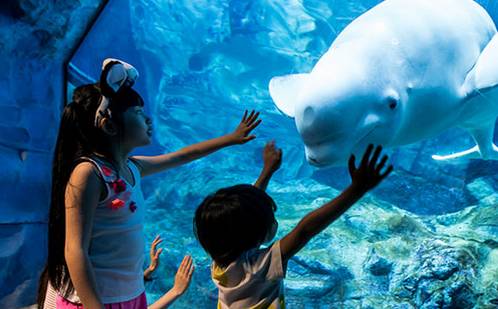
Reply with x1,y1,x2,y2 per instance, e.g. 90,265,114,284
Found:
263,141,282,174
229,110,262,144
254,141,282,190
348,144,393,193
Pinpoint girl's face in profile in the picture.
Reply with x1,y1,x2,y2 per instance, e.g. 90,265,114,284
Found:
122,106,153,147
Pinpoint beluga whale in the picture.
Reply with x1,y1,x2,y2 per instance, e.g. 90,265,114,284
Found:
269,0,498,167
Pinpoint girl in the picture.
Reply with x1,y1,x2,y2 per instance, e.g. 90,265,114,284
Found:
41,235,181,308
37,58,261,308
194,143,393,308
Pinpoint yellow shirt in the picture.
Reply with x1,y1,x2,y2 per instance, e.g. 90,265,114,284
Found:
212,241,286,309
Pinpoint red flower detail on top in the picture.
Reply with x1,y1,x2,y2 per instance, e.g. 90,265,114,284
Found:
111,179,127,194
129,201,137,213
101,165,113,177
110,198,125,210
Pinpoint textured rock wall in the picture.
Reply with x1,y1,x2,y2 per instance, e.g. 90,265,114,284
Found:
0,1,102,307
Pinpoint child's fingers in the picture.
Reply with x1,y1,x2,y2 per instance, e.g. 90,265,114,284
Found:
375,155,388,174
187,264,195,279
380,164,394,179
154,248,163,259
242,110,248,122
180,256,192,276
246,114,259,127
369,145,382,170
184,256,193,274
150,242,163,257
152,239,163,249
178,256,188,273
360,144,374,168
265,141,276,153
249,112,261,125
348,154,356,175
247,111,260,125
180,255,191,273
151,236,163,248
248,119,262,131
245,110,255,123
244,135,256,142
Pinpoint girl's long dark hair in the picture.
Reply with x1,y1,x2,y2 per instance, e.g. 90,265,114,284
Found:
37,61,144,308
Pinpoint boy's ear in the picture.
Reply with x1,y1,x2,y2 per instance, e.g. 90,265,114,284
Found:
99,117,118,136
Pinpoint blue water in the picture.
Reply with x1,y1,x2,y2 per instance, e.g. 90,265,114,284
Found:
70,0,498,307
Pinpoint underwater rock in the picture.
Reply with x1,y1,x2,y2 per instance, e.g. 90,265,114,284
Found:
285,255,353,297
363,249,392,277
391,240,478,308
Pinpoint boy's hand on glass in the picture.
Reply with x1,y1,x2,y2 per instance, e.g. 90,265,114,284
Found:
348,144,393,193
229,110,262,144
171,255,195,296
263,141,282,174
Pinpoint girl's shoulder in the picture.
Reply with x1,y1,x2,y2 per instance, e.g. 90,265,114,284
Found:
66,160,106,203
70,160,102,183
70,157,111,200
76,156,117,181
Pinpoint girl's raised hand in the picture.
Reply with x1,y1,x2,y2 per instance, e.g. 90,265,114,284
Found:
229,110,262,144
172,255,195,296
348,144,393,193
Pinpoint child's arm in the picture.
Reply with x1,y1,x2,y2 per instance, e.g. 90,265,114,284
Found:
133,110,262,177
144,235,163,281
279,145,393,263
254,141,282,191
64,162,105,309
148,256,194,309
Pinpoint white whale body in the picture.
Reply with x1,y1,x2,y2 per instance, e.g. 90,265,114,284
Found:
269,0,498,166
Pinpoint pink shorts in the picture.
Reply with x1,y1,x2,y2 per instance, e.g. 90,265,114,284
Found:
56,292,147,309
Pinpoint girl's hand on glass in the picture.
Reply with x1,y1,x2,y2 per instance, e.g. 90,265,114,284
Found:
229,110,262,144
171,255,195,296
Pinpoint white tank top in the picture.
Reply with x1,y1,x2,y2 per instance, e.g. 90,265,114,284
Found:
63,155,146,304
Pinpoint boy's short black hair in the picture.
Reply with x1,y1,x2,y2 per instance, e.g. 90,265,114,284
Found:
194,184,277,267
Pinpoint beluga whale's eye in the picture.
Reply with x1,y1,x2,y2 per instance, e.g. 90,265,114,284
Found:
383,89,399,111
386,96,398,110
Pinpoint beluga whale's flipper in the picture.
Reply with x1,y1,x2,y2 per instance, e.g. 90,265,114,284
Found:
433,33,498,161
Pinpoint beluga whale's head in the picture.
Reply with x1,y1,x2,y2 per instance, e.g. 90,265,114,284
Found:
270,46,403,166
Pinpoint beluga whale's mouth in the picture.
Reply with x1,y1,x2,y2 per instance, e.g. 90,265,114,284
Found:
307,155,333,167
353,125,378,151
304,125,379,167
